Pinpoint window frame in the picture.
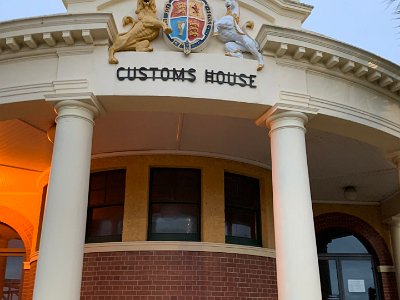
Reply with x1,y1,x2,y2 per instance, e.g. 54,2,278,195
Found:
147,167,201,242
224,172,262,247
317,233,382,299
85,169,126,243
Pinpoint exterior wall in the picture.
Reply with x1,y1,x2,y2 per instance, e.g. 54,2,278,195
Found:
81,250,277,299
22,260,37,300
313,203,391,248
0,193,41,229
90,154,275,248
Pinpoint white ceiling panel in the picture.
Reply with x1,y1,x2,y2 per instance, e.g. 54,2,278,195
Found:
92,111,181,154
179,114,270,164
0,119,52,172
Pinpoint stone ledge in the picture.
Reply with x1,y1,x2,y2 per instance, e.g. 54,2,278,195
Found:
84,241,276,258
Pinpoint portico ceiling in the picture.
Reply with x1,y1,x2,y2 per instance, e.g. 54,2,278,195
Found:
0,106,398,204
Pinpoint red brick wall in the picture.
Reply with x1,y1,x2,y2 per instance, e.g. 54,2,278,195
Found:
81,251,278,299
381,272,398,300
22,260,37,300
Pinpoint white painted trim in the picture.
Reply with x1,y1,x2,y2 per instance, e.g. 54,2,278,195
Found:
377,265,395,273
91,150,272,170
84,241,276,258
312,200,380,206
257,25,400,99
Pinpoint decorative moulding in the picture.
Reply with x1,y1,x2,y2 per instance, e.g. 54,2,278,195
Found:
0,13,117,61
45,92,106,116
257,25,400,98
255,101,318,128
377,265,395,273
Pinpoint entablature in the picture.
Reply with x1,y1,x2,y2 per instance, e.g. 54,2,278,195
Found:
0,13,117,61
257,25,400,99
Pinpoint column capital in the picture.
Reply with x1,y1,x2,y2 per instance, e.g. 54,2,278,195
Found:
266,111,308,134
45,92,103,124
388,150,400,167
255,104,318,130
386,214,400,227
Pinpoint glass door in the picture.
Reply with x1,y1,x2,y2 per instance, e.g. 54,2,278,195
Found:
341,258,377,300
319,259,340,300
319,256,378,300
317,232,380,300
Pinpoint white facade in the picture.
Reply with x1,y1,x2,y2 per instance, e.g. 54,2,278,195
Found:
0,0,400,299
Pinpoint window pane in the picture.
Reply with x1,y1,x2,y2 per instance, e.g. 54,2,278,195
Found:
341,259,377,300
226,208,257,239
5,256,23,280
319,259,340,300
106,170,126,188
86,170,126,243
225,172,261,246
105,187,125,204
89,189,105,206
151,185,174,202
174,186,201,203
151,204,198,234
150,168,201,203
149,168,201,241
318,233,369,254
225,172,260,209
90,172,106,190
87,206,124,238
3,256,23,300
7,239,24,249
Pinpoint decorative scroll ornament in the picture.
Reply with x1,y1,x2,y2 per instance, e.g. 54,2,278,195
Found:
214,0,264,71
108,0,173,64
162,0,213,54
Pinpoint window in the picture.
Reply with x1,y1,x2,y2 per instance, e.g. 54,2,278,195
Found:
225,172,261,246
317,231,380,300
86,169,126,243
148,168,201,241
0,223,25,300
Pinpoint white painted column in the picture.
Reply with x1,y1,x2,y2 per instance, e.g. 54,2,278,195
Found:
266,111,322,300
389,216,400,295
33,99,98,300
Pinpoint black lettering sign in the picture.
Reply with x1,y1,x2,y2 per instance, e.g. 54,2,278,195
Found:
204,69,256,88
116,67,197,82
116,67,256,88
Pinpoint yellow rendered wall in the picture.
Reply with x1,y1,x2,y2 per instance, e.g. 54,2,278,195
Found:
90,155,275,248
312,203,391,251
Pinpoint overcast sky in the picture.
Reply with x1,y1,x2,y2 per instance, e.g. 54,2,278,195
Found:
0,0,399,65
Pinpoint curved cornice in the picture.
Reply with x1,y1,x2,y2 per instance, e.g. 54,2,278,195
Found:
257,24,400,99
249,0,312,23
0,13,117,61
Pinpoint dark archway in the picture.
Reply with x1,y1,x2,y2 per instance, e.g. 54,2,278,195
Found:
314,213,398,300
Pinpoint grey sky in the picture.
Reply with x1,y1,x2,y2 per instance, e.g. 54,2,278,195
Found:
0,0,399,65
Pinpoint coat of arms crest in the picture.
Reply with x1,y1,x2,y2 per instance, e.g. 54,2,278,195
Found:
163,0,213,54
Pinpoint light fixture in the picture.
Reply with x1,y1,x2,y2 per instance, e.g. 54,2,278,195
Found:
343,186,357,201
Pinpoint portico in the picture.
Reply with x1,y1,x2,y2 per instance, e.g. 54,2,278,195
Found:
0,0,400,299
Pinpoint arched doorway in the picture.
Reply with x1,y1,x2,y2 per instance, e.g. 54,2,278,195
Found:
314,213,398,300
0,223,25,300
317,230,380,300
